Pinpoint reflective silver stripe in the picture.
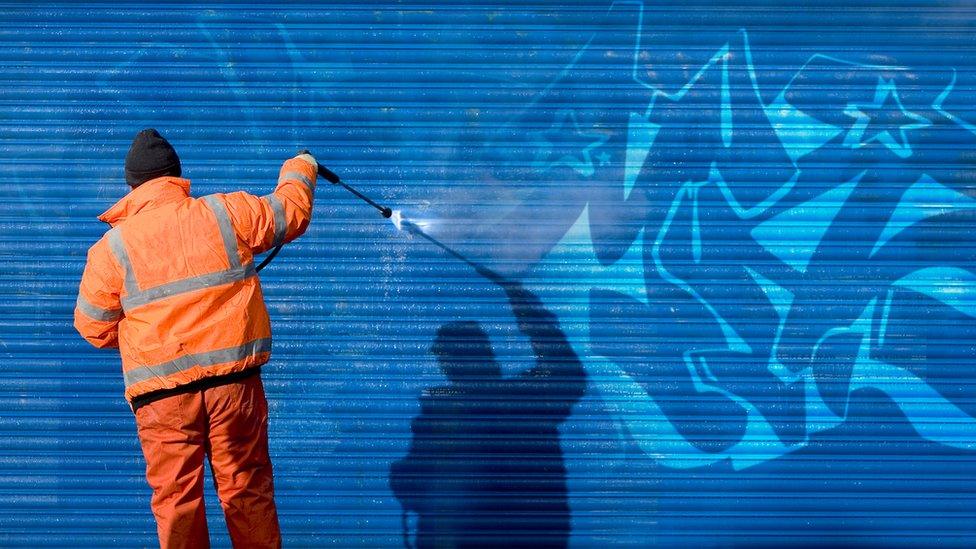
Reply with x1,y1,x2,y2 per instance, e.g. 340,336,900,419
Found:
106,228,138,296
263,194,287,248
280,170,314,193
121,263,256,310
76,294,122,322
202,195,241,269
123,337,272,387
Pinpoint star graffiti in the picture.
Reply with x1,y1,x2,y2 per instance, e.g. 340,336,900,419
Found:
842,77,931,158
529,109,610,177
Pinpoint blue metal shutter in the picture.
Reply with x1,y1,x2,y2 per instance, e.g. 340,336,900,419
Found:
1,1,975,546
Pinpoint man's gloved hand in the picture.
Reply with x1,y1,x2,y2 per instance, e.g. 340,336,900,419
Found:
294,152,318,173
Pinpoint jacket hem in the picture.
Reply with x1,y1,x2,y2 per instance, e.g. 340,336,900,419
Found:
129,366,261,412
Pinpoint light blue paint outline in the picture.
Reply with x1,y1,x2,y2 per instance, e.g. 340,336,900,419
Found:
720,54,733,148
933,69,976,136
744,266,800,384
878,289,894,350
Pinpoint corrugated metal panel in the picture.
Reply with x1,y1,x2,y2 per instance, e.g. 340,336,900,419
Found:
2,1,976,546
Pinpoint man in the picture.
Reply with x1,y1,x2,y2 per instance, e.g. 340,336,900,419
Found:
74,128,317,548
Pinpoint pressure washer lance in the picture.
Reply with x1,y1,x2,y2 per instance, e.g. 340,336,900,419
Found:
255,151,394,273
256,151,502,283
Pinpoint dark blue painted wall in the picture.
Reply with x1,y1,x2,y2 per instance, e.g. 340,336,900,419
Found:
2,1,975,546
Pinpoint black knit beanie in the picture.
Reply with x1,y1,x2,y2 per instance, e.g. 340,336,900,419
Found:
124,128,181,187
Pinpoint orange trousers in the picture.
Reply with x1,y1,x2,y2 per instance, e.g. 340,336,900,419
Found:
134,373,280,548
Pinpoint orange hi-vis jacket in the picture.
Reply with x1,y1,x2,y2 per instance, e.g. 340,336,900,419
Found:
74,158,316,404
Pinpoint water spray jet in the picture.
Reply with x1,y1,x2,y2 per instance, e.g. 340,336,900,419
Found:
399,219,501,282
390,209,404,231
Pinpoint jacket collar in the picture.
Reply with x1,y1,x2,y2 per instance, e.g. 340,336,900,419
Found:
99,177,191,227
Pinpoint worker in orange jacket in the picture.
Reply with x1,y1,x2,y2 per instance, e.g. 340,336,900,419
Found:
74,128,317,548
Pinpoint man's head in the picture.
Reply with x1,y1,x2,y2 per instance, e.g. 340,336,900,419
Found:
125,128,181,188
431,321,501,384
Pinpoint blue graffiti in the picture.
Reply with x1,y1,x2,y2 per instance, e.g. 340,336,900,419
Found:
518,1,976,469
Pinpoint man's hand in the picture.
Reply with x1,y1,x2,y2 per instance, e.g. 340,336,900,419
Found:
294,152,318,173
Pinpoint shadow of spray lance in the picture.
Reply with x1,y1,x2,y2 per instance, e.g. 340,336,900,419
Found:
257,151,502,284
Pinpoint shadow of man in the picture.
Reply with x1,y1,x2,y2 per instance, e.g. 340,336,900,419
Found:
390,278,586,548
